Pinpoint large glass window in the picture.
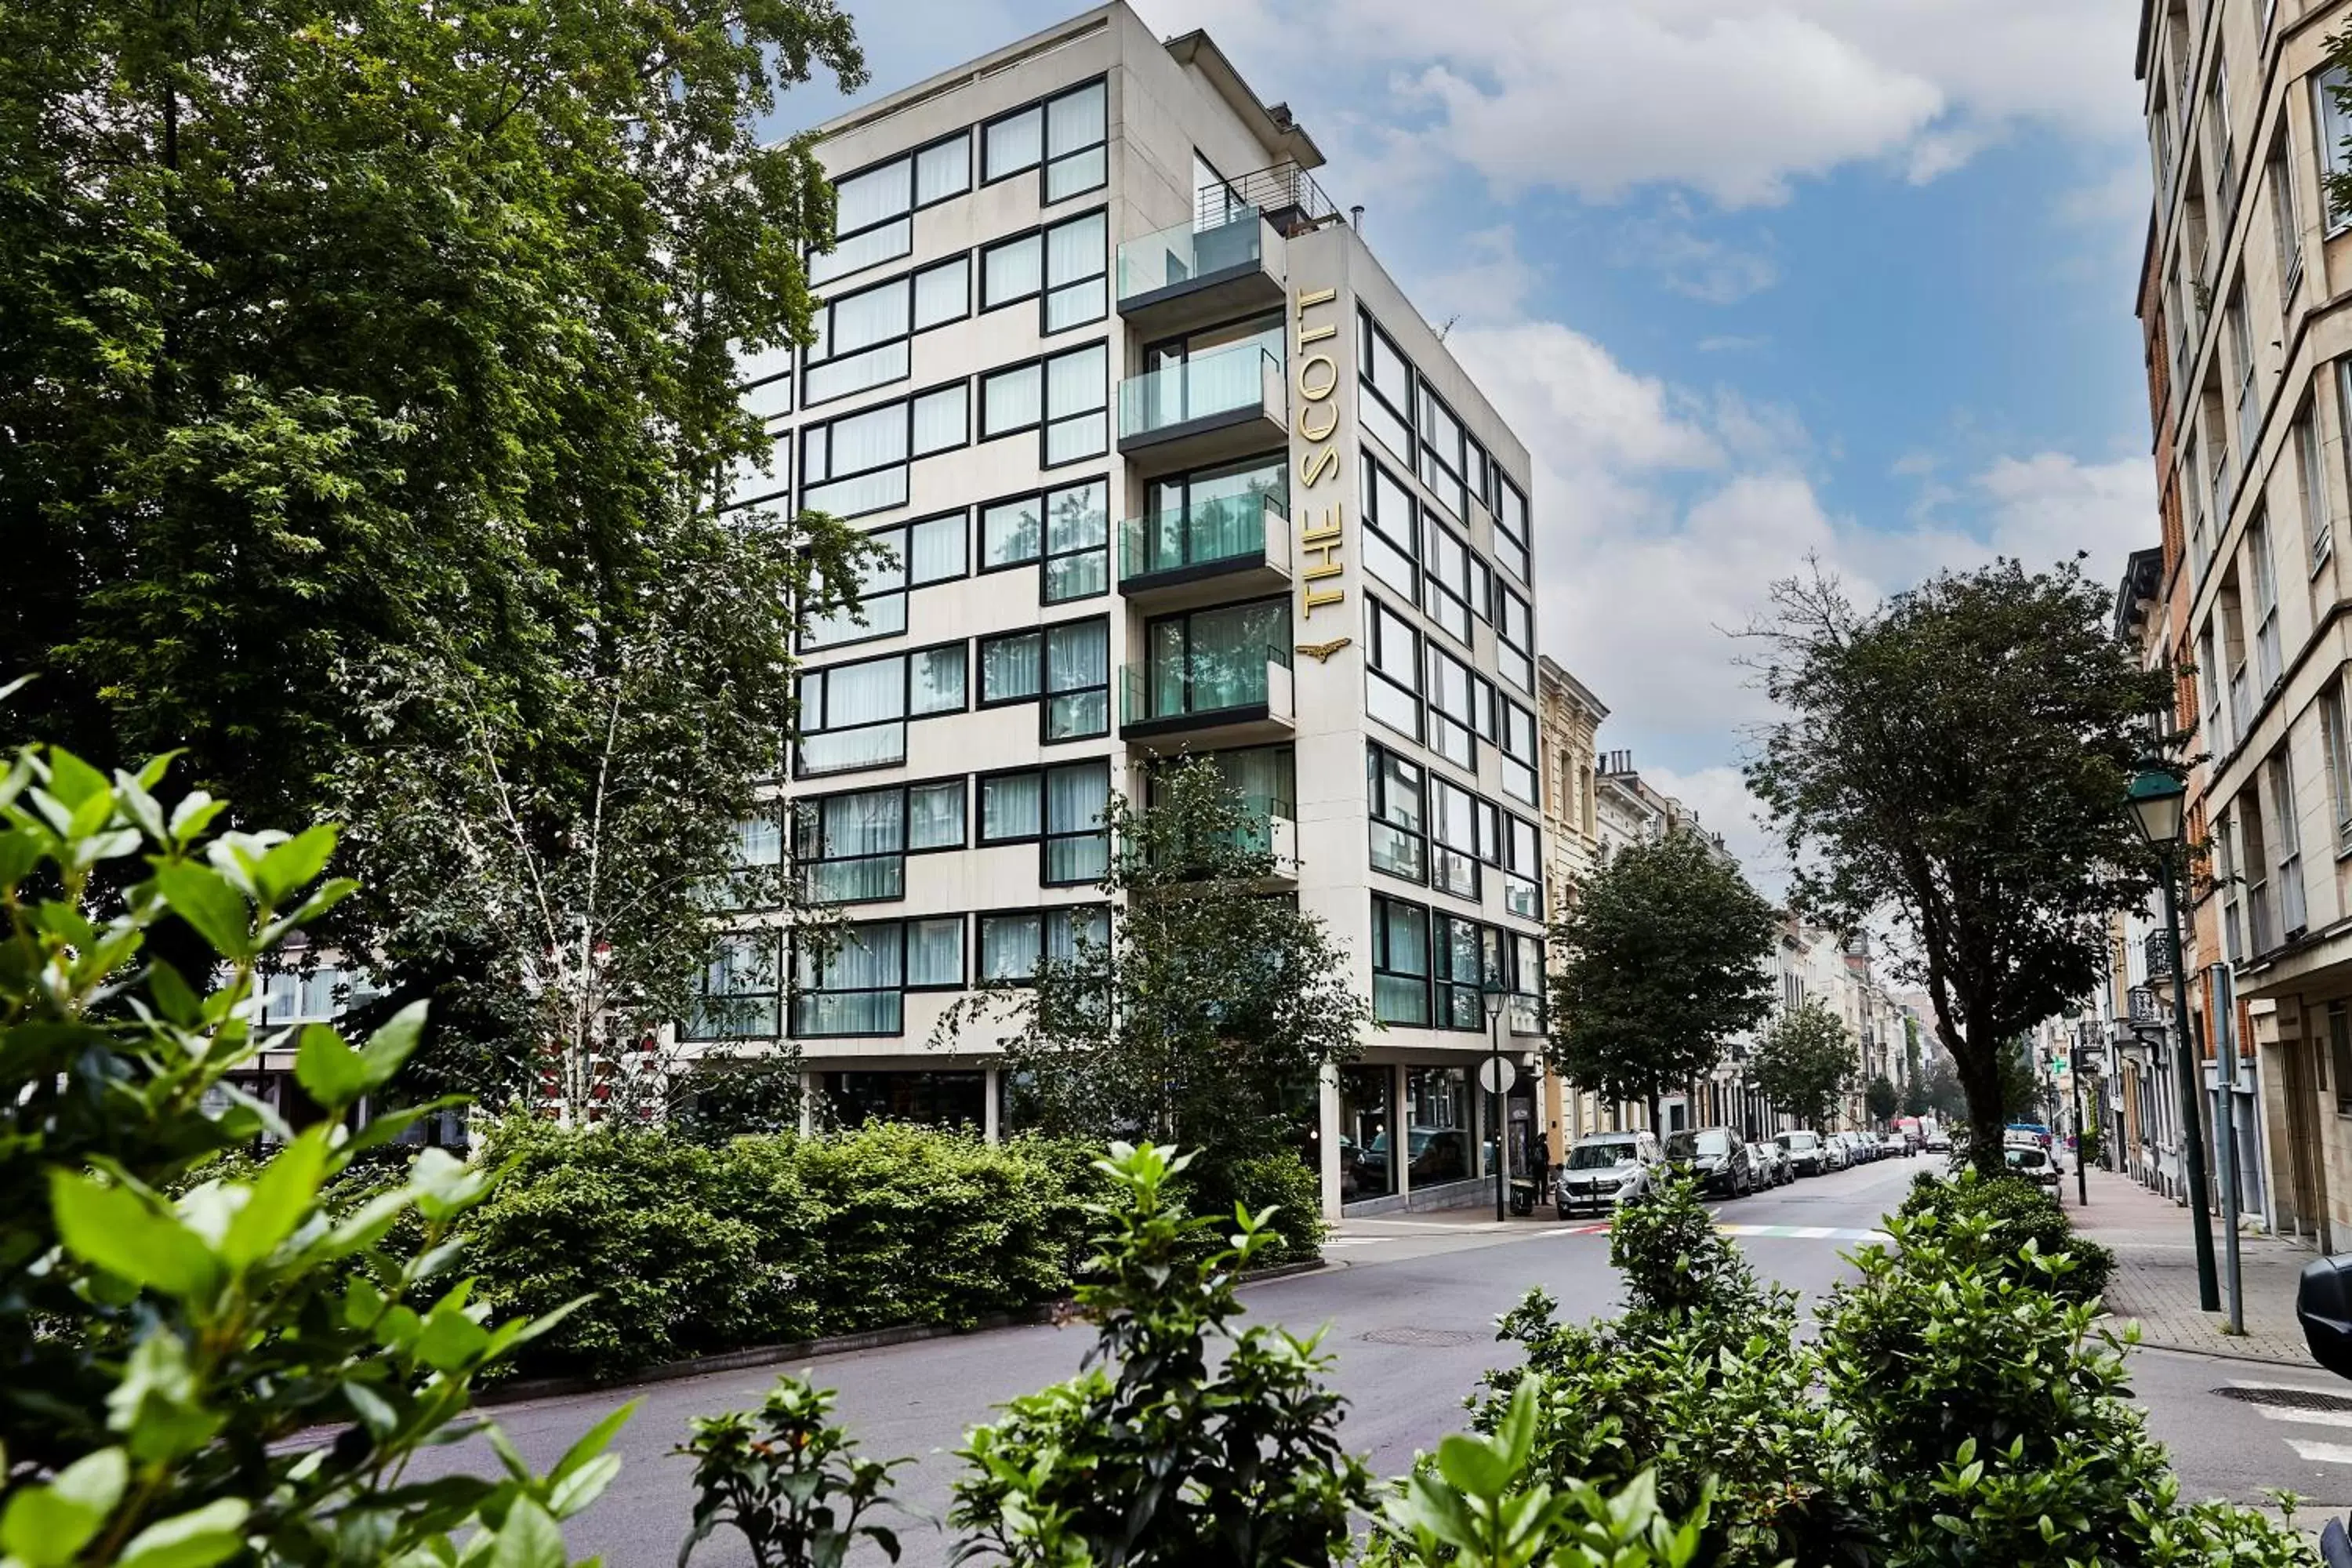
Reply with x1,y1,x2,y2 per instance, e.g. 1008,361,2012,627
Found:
800,383,968,519
1044,760,1112,884
1359,309,1414,462
982,343,1108,466
811,132,968,287
1500,700,1538,804
1490,471,1530,585
1139,453,1289,576
1043,80,1108,202
1364,594,1421,741
1496,586,1534,694
2324,680,2352,851
802,512,968,651
1403,1067,1470,1182
804,255,971,406
981,477,1109,603
793,779,966,905
1421,515,1473,644
1425,644,1477,771
1432,912,1485,1030
978,906,1109,982
1371,895,1430,1025
977,619,1108,740
1145,598,1290,719
1361,457,1417,599
1502,815,1543,921
1417,389,1469,521
1340,1065,1396,1201
686,931,782,1040
1044,210,1108,332
1367,743,1426,883
1429,776,1479,900
790,921,904,1037
2318,68,2352,237
797,643,967,777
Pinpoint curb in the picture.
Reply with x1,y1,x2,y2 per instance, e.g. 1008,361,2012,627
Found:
479,1255,1330,1406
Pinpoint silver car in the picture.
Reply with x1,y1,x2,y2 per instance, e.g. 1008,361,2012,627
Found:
1555,1131,1665,1217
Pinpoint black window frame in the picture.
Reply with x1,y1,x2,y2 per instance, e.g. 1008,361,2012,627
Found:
798,378,972,521
1428,773,1482,902
1495,583,1535,693
800,510,971,655
1364,592,1423,743
975,902,1111,985
1419,512,1475,648
791,775,970,906
1499,699,1539,805
977,475,1110,604
1370,893,1432,1027
786,916,965,1040
1358,308,1415,463
1417,387,1470,522
979,341,1109,468
811,129,973,289
1424,641,1479,773
793,639,970,780
1361,452,1420,601
684,928,784,1041
976,614,1110,742
973,758,1118,885
1431,909,1488,1031
980,74,1109,201
1367,742,1428,885
802,253,974,410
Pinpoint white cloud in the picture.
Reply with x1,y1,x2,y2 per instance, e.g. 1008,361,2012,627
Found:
1638,763,1789,894
1415,225,1544,327
1613,212,1780,303
1139,0,2140,205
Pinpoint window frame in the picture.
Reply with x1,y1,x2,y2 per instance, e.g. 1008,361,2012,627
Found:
975,613,1111,742
980,341,1110,468
977,475,1111,604
1357,308,1415,463
1364,592,1423,743
1370,892,1432,1027
790,775,970,906
685,929,784,1041
811,129,973,289
793,639,970,780
798,378,971,521
1367,742,1428,885
800,510,971,654
975,902,1112,985
802,254,974,409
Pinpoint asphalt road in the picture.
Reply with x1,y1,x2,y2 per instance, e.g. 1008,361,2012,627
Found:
420,1150,2352,1563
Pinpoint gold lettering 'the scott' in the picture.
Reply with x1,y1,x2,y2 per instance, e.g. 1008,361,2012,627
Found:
1293,286,1345,621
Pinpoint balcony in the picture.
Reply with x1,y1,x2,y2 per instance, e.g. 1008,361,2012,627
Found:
1215,162,1338,237
1147,797,1299,885
1118,493,1292,611
2144,928,2176,982
1119,648,1295,748
1116,209,1285,339
1117,342,1286,469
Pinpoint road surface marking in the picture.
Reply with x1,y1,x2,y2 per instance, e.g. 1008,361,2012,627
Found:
1538,1221,1888,1243
2284,1437,2352,1465
2253,1406,2352,1430
2230,1379,2350,1396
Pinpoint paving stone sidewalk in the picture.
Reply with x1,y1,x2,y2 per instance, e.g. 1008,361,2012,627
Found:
2069,1167,2312,1365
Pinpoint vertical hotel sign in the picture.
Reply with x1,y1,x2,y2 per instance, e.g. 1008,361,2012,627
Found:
1292,285,1345,626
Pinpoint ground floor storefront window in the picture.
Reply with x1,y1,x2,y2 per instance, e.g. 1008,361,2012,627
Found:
822,1070,987,1130
1340,1065,1395,1200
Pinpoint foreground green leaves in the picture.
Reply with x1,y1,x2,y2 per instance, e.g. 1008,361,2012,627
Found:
0,745,622,1565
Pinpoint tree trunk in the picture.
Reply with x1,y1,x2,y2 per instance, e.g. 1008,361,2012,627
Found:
1955,1027,2007,1177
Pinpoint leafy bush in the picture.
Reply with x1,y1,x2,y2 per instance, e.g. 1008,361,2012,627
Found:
949,1142,1371,1566
1896,1168,2114,1302
1178,1149,1327,1265
0,744,618,1563
678,1376,904,1568
1820,1207,2307,1565
1466,1166,2310,1568
448,1120,1115,1381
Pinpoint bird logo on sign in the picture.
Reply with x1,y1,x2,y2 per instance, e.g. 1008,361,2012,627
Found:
1294,637,1352,663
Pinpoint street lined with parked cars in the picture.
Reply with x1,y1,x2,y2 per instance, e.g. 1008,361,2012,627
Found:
1555,1123,1915,1218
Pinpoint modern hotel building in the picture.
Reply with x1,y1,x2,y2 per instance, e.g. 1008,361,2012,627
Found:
702,2,1548,1218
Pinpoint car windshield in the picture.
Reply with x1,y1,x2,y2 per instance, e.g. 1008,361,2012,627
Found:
1567,1142,1637,1170
2006,1147,2049,1171
1666,1130,1730,1159
1779,1131,1818,1151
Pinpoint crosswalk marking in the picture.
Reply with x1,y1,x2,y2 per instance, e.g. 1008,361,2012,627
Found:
2253,1406,2352,1430
2285,1437,2352,1465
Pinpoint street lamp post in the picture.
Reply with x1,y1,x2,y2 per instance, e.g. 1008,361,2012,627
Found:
2126,759,2221,1313
1483,979,1509,1224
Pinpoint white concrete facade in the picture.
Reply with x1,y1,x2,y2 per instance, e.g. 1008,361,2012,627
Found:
702,4,1548,1218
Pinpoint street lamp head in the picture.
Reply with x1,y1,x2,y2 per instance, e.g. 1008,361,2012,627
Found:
2125,757,2187,848
1482,970,1509,1019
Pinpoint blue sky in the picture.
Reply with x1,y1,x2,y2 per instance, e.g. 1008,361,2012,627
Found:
777,0,2155,878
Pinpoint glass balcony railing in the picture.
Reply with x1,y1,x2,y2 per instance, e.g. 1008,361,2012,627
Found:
1119,343,1282,441
1116,209,1268,302
1119,493,1287,583
1120,647,1291,728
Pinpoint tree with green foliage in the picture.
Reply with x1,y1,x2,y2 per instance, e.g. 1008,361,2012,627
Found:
1865,1075,1899,1123
1745,560,2170,1174
1922,1054,1968,1121
1546,829,1780,1130
942,760,1366,1193
0,0,874,1107
1748,999,1855,1130
0,739,623,1561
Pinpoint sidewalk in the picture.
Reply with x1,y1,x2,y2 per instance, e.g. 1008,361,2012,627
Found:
2070,1167,2312,1366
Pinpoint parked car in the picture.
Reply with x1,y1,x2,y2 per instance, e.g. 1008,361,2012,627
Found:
1922,1119,1950,1152
1821,1133,1849,1171
2004,1141,2060,1191
1846,1131,1878,1163
1893,1116,1922,1152
1555,1131,1666,1218
2007,1121,2054,1151
1667,1126,1755,1196
1748,1141,1791,1187
1777,1128,1828,1177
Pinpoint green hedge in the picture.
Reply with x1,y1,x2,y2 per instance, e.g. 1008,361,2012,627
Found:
445,1120,1120,1381
1895,1169,2114,1302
